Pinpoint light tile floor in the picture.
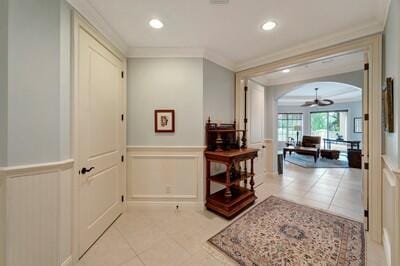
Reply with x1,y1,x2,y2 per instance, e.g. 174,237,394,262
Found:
79,162,386,266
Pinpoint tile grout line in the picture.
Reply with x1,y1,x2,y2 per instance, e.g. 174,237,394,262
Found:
327,170,346,209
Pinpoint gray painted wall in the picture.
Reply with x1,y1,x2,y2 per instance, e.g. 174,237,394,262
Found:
60,0,71,160
0,0,8,167
127,58,204,146
203,59,235,124
7,0,61,165
383,0,400,167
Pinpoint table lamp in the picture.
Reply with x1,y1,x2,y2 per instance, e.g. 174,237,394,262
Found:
294,125,302,146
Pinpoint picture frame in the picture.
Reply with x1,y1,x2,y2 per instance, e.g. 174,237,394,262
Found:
383,77,394,133
354,117,362,133
154,109,175,133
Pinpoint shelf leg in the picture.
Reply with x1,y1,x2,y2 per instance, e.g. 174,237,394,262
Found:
250,159,255,192
243,161,247,189
224,163,232,202
206,160,210,198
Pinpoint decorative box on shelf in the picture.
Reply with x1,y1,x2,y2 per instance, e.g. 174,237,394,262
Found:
204,117,258,219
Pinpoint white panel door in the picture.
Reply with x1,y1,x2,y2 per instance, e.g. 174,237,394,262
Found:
78,28,123,256
248,81,265,186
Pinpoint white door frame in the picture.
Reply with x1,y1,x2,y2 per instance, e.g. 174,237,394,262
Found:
235,34,382,243
71,12,127,263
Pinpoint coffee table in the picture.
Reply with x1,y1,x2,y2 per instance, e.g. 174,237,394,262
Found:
283,146,319,163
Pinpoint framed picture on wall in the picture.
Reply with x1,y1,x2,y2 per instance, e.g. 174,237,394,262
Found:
354,117,362,133
155,109,175,133
383,77,394,133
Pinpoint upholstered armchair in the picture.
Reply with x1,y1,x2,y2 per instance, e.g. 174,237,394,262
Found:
297,136,321,155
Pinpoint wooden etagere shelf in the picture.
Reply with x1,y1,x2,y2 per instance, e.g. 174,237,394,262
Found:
204,117,258,219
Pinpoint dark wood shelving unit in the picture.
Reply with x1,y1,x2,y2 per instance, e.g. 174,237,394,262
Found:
204,117,258,219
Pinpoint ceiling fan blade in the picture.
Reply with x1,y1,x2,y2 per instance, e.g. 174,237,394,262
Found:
301,101,314,107
318,99,334,106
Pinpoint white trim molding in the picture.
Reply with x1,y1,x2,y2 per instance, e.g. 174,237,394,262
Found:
0,159,74,178
128,47,236,71
235,21,384,71
126,146,205,204
382,155,400,266
66,0,128,55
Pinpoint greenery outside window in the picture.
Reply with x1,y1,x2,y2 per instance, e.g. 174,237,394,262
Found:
278,113,303,142
310,110,348,146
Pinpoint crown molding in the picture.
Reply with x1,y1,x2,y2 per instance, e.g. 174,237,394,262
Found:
256,61,364,86
128,47,236,71
235,21,384,71
382,0,392,29
127,20,382,73
66,0,387,73
66,0,129,55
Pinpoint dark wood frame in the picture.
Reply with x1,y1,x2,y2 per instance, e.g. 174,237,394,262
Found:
383,77,394,133
354,117,363,133
154,109,175,133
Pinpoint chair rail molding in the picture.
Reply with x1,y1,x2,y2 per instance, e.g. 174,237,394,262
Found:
0,159,74,178
126,146,205,204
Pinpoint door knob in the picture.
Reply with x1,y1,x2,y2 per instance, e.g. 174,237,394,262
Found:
81,167,95,175
262,145,266,148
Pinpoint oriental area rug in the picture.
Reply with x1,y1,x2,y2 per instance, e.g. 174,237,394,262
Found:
208,196,364,266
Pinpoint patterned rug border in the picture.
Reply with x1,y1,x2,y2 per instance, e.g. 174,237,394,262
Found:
207,195,366,266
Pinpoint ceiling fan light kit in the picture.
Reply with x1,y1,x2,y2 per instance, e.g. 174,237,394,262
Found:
301,88,334,107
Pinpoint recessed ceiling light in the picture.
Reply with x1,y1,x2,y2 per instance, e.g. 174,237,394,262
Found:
282,69,290,73
149,19,164,29
262,21,277,31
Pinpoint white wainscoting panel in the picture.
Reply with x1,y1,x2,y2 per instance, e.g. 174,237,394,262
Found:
127,146,204,204
382,156,400,266
0,159,73,266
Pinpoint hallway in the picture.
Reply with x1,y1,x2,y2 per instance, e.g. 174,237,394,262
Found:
79,163,385,266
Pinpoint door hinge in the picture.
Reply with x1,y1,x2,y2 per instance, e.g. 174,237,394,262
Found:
364,162,369,170
121,114,124,121
364,209,369,217
121,155,124,162
121,195,125,202
121,71,124,78
364,114,369,121
364,63,369,71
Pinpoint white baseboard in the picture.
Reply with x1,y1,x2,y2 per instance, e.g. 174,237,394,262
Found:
61,256,72,266
127,200,205,210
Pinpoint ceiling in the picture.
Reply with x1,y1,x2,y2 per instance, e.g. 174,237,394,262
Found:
252,52,365,86
277,82,362,106
71,0,388,70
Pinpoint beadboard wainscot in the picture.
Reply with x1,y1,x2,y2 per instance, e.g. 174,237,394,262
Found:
381,155,400,266
126,146,205,206
0,159,74,266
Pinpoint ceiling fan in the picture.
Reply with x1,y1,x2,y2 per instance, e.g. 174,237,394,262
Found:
301,88,334,107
